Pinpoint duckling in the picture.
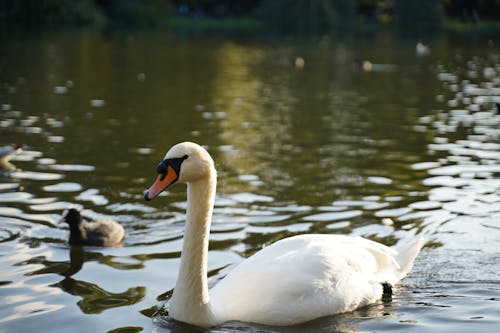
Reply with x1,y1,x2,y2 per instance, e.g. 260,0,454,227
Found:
60,208,125,246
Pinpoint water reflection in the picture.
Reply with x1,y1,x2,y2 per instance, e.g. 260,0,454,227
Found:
414,54,500,244
22,244,146,314
27,246,85,277
54,276,145,314
0,31,499,332
153,298,398,333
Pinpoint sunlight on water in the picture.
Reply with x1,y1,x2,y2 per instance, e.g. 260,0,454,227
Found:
43,182,83,192
0,32,499,332
10,171,63,181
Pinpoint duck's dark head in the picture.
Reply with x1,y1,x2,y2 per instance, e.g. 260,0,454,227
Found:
61,208,82,226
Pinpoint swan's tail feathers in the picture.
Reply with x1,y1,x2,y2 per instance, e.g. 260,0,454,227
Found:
393,237,425,281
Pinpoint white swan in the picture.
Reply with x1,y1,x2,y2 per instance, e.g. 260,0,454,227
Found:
144,142,425,327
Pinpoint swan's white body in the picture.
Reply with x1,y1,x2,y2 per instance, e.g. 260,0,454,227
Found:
210,234,423,326
144,142,424,327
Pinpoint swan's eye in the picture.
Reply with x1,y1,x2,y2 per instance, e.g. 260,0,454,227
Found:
156,160,169,180
156,155,189,181
169,155,189,173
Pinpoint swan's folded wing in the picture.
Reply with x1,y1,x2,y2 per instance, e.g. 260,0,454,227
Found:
209,234,397,325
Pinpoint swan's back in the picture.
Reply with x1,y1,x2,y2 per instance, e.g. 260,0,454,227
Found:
209,234,424,325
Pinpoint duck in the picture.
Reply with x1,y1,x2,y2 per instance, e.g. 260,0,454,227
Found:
144,142,425,327
416,42,430,56
0,145,22,171
60,208,125,247
354,59,398,72
291,56,305,69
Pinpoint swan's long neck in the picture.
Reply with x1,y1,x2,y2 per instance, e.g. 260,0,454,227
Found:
169,169,216,326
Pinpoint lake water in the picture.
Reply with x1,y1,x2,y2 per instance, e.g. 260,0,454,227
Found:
0,30,499,333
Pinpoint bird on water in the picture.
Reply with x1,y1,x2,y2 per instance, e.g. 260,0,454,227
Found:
60,208,125,247
143,141,425,327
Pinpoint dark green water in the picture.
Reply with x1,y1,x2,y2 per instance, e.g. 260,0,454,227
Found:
0,31,499,333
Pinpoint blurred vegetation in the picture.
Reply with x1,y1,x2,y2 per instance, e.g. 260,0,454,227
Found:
254,0,357,32
0,0,105,27
0,0,499,34
393,0,443,33
99,0,171,28
0,0,171,28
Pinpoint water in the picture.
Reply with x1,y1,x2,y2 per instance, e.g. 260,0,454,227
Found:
1,31,499,332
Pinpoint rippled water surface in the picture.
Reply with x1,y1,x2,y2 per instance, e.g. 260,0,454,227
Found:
1,31,499,333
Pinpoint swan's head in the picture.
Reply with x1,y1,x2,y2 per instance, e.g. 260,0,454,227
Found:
144,142,214,201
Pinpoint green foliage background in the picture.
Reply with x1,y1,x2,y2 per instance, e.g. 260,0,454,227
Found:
0,0,498,32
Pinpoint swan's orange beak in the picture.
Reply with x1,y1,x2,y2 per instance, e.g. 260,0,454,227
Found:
144,165,178,201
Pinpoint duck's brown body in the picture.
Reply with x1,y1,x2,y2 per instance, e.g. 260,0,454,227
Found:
62,209,125,247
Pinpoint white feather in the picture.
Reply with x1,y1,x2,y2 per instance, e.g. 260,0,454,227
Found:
210,234,424,325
